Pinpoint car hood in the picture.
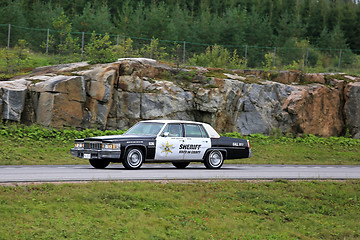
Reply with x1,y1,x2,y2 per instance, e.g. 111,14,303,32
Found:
84,134,156,141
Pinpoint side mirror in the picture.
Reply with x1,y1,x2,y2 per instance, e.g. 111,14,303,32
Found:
162,132,169,137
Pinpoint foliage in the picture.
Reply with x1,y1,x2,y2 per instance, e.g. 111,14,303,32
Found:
72,2,114,34
223,131,360,148
51,12,81,63
0,39,31,78
188,45,246,69
0,181,359,239
85,32,116,64
0,124,125,143
1,0,360,73
112,38,140,58
222,131,360,165
140,38,168,60
263,52,276,72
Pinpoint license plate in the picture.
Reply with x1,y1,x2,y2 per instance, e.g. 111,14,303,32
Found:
84,154,91,159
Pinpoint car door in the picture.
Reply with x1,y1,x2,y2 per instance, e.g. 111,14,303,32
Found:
155,123,184,160
182,124,211,160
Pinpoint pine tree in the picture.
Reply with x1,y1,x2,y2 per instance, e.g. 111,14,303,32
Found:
0,0,27,47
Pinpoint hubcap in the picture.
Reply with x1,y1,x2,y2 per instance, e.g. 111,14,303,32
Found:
128,149,142,167
209,152,222,167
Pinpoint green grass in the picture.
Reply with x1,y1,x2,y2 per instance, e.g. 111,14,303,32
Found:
0,125,359,166
0,51,63,80
0,180,359,239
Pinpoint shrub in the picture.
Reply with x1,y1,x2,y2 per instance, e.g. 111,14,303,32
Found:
85,32,116,64
188,45,246,69
112,38,140,58
140,38,168,60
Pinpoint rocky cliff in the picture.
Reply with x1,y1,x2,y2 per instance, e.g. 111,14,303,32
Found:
0,58,359,138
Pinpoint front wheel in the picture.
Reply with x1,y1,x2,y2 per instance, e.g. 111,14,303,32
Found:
122,148,144,170
204,150,224,169
172,162,190,169
89,159,110,169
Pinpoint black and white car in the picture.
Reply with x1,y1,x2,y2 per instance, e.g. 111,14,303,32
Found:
71,120,251,169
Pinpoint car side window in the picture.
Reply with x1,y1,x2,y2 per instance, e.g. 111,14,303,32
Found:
199,125,209,138
184,124,203,138
161,124,182,137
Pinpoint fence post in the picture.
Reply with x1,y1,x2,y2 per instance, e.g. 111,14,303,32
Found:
7,24,11,49
183,41,186,63
46,29,49,54
81,32,85,57
273,47,276,68
338,49,342,70
150,39,153,59
244,45,248,68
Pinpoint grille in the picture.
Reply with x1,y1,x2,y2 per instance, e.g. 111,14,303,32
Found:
84,142,102,150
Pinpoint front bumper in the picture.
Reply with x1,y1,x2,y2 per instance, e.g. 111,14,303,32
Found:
71,148,121,160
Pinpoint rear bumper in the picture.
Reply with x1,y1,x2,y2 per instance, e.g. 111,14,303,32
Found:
71,149,121,160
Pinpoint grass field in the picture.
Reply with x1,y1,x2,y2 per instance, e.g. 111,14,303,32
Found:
0,180,359,240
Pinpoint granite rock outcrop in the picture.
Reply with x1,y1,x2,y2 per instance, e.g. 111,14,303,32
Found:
1,58,359,138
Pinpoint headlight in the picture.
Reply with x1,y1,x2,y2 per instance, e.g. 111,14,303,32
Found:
74,143,84,149
102,143,120,150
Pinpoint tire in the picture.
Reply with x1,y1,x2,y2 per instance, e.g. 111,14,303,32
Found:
89,159,110,169
204,150,224,169
172,162,190,169
122,148,144,170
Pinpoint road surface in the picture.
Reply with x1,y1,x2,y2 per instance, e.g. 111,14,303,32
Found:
0,164,359,183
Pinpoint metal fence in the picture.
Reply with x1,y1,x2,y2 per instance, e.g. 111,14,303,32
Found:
1,23,359,72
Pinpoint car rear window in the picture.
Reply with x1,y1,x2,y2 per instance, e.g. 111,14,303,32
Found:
184,124,205,138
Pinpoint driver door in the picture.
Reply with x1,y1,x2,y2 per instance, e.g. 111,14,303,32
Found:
155,123,184,160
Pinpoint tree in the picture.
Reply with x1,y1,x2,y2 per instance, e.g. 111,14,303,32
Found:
244,10,274,67
140,38,168,60
275,12,305,47
52,12,80,63
306,0,328,44
218,7,247,46
317,25,348,50
0,0,27,47
85,32,116,64
72,2,114,34
26,1,64,51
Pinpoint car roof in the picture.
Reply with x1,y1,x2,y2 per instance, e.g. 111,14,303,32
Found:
140,119,204,124
139,120,221,138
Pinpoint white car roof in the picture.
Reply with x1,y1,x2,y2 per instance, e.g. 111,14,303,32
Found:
140,120,221,138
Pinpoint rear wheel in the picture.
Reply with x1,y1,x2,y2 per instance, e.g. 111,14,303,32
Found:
172,162,190,169
204,150,224,169
89,159,110,169
122,148,144,170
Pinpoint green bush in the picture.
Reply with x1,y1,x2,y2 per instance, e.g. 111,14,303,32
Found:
222,131,360,147
112,38,140,58
0,124,126,143
140,38,168,60
85,32,116,64
188,45,246,69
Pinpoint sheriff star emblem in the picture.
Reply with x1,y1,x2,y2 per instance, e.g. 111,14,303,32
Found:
161,141,175,156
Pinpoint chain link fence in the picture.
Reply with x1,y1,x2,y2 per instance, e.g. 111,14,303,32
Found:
1,23,359,73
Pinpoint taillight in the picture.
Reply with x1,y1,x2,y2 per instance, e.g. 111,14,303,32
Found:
247,140,251,149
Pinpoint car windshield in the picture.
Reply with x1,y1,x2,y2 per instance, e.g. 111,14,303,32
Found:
124,122,165,136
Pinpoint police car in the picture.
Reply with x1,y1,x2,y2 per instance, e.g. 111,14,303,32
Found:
70,120,251,169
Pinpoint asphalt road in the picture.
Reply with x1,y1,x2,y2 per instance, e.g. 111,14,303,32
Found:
0,164,359,183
